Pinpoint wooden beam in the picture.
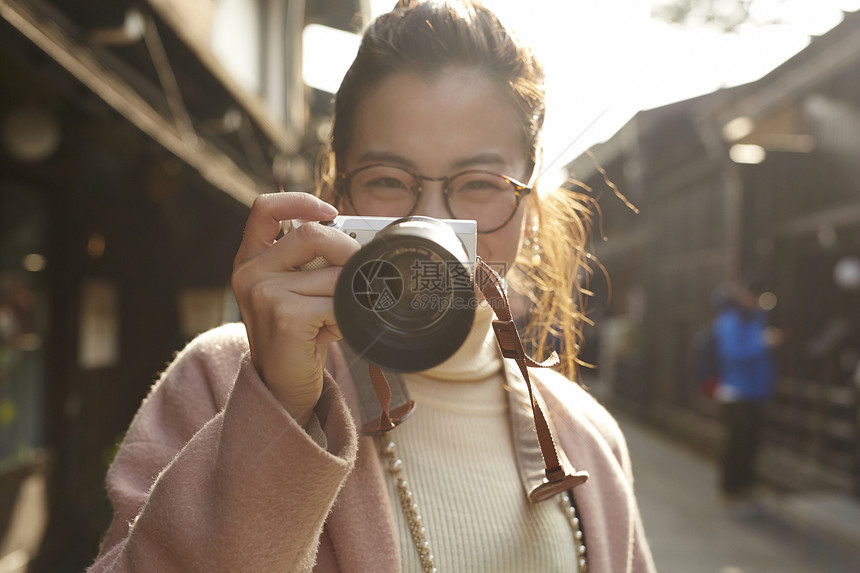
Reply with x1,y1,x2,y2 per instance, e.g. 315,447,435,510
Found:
773,201,860,239
1,0,262,207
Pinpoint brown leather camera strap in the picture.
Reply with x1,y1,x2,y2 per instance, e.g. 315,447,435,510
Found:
356,256,587,501
338,343,416,435
474,257,588,501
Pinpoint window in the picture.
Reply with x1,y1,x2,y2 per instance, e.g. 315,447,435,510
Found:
211,0,262,93
0,184,47,463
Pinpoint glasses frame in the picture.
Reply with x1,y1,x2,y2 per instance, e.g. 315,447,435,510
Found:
336,163,537,234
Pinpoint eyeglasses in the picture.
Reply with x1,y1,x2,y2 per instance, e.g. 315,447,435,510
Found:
336,164,535,234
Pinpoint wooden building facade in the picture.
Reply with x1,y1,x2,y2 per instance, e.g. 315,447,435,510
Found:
0,0,364,570
570,10,860,498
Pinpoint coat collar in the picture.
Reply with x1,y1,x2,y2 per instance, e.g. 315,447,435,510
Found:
533,370,638,573
321,343,636,573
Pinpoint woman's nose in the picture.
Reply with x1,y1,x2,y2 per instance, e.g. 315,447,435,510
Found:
412,179,450,220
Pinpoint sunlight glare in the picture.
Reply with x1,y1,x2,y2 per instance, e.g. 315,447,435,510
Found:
308,0,859,171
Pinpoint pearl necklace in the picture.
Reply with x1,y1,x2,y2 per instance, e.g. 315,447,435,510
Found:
379,436,588,573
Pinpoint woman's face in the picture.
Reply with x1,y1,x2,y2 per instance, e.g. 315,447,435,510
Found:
340,68,532,276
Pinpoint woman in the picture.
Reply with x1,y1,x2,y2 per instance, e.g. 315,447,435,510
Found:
89,2,655,571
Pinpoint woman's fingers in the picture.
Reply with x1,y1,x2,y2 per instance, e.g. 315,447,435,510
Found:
316,322,342,345
231,224,360,302
268,291,337,341
242,289,338,422
275,265,342,298
234,192,338,267
253,220,361,272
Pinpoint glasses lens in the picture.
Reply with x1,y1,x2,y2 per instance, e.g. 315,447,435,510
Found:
348,166,417,217
448,172,518,232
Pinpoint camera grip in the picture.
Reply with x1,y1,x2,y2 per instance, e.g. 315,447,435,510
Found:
300,256,330,272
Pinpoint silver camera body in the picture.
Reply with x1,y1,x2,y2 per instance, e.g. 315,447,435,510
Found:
329,215,477,266
297,216,477,273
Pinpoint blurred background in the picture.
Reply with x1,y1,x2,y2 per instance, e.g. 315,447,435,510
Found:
1,0,859,571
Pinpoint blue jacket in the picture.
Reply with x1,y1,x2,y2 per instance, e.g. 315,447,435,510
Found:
714,307,775,401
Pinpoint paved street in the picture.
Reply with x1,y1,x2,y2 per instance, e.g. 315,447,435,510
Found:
617,412,860,573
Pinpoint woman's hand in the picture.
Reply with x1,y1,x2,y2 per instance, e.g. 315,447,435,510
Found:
231,192,360,425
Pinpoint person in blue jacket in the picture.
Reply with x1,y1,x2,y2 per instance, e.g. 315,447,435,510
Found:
714,279,783,501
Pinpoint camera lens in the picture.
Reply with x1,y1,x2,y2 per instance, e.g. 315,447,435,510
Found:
335,216,476,372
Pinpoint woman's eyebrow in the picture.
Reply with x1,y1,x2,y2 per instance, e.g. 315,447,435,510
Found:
451,152,508,170
356,150,417,168
355,150,509,170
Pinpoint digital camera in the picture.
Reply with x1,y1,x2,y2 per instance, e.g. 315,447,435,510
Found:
320,215,478,372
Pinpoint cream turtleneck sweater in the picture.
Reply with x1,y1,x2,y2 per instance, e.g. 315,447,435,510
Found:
384,300,578,572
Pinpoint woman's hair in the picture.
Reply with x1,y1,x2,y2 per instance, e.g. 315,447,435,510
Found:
316,0,596,381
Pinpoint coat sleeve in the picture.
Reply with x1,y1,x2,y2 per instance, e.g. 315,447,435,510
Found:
87,325,359,573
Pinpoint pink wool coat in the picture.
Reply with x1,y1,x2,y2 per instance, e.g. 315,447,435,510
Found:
89,323,655,572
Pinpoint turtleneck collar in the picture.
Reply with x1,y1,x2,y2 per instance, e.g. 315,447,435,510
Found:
408,299,503,382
